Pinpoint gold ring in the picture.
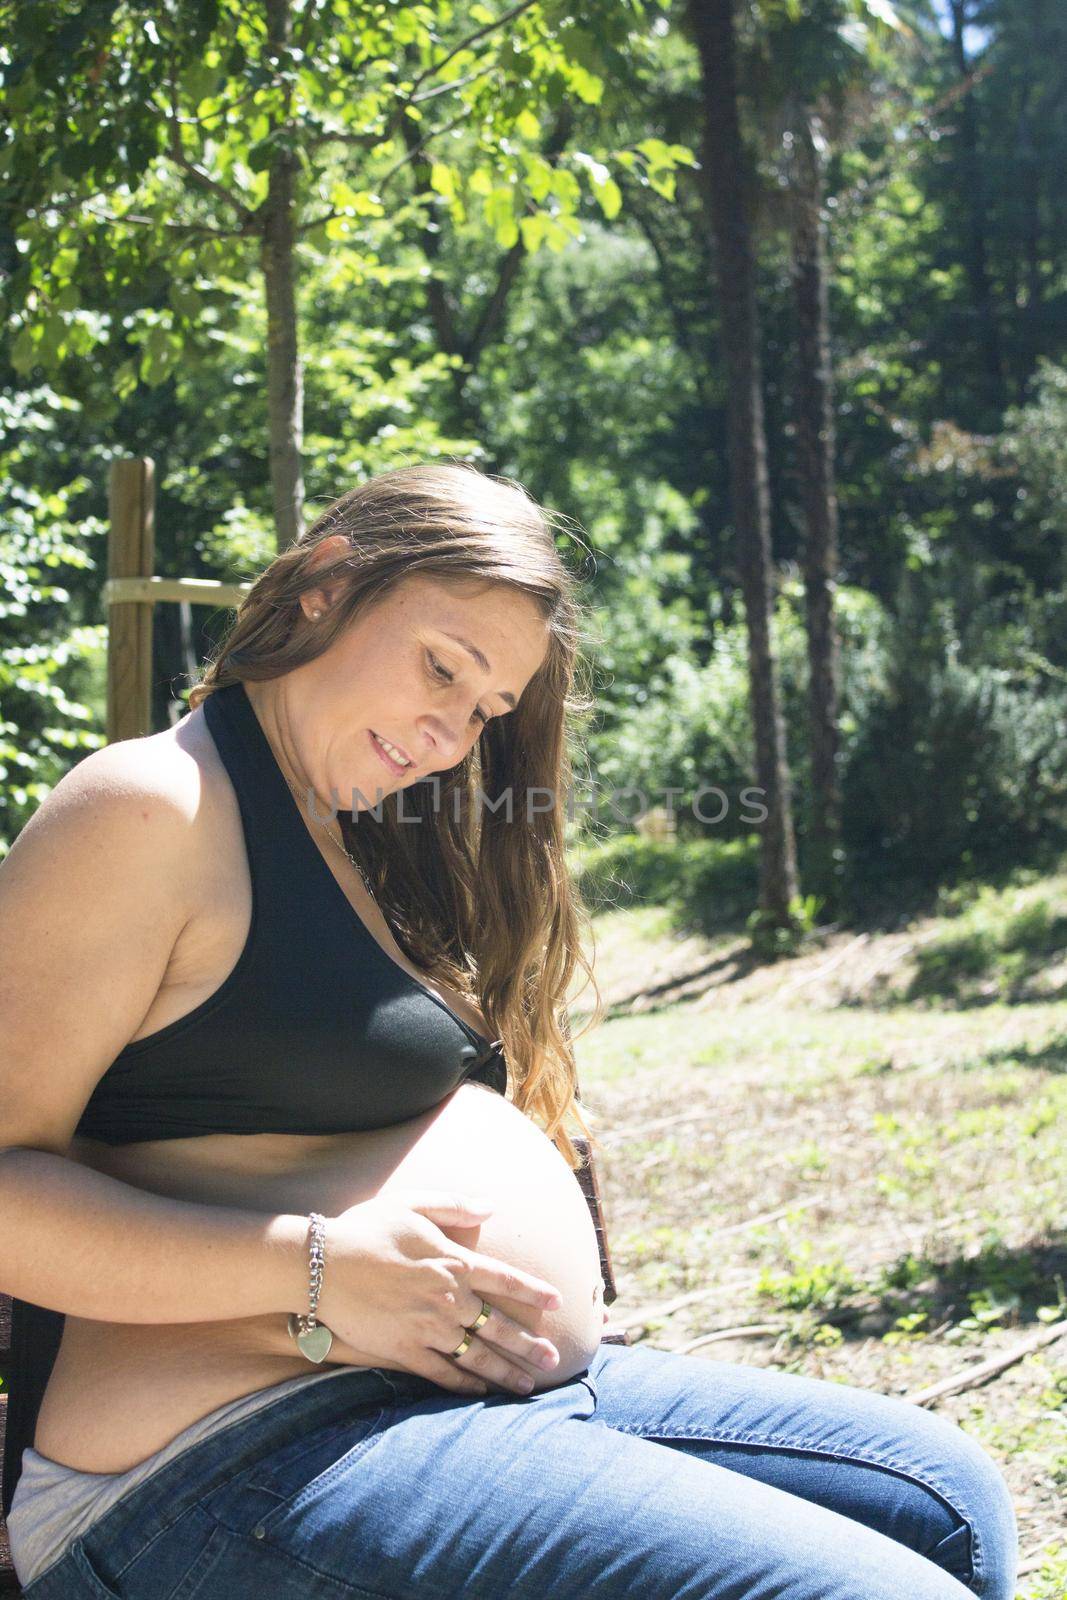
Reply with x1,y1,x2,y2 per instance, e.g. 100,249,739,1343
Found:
450,1300,491,1358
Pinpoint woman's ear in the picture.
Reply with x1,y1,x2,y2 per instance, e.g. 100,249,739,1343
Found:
301,534,352,617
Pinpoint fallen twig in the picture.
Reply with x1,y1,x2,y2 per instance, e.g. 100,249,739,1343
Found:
675,1322,788,1353
614,1282,752,1336
600,1105,738,1144
695,1195,823,1236
1017,1540,1066,1580
901,1317,1067,1407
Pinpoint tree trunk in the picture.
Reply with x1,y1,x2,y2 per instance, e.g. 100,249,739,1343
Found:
261,0,304,549
1015,77,1043,400
948,0,1005,414
686,0,799,928
789,111,843,911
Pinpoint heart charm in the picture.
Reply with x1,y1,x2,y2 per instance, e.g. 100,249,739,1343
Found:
287,1313,334,1363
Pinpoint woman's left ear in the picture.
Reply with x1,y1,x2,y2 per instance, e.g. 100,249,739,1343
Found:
303,535,351,616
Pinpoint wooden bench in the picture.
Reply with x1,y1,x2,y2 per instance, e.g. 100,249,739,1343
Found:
0,1137,625,1594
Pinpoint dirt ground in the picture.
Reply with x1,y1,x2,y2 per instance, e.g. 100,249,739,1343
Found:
574,899,1067,1598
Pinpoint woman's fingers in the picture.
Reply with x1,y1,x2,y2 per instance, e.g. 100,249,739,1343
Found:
467,1249,563,1312
415,1349,491,1396
469,1302,560,1375
450,1332,538,1394
440,1290,559,1394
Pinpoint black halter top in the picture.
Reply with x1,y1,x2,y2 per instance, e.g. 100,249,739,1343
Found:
74,680,507,1144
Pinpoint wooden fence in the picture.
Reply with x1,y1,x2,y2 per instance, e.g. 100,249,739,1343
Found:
105,457,251,741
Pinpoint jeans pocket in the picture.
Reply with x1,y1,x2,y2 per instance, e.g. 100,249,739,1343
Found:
239,1405,386,1500
250,1406,391,1535
79,1506,225,1600
66,1541,122,1600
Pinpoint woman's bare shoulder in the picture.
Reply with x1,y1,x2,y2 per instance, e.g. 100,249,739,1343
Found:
3,706,228,904
26,704,226,824
0,712,226,1150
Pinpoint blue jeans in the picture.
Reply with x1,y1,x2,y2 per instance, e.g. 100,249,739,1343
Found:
21,1341,1017,1599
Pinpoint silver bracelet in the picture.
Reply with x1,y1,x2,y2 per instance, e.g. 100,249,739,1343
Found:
287,1211,335,1363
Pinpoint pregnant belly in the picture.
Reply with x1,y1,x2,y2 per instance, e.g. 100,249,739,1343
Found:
36,1083,606,1473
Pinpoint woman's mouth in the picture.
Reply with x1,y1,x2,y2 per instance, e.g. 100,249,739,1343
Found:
369,730,412,776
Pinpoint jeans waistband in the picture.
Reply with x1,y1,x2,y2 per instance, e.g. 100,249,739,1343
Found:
37,1366,430,1587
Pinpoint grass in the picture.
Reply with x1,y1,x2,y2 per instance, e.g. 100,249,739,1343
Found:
573,856,1067,1599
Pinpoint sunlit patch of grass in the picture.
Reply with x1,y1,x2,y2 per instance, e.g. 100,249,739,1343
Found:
783,1141,830,1179
755,1240,863,1313
1019,1544,1067,1600
964,1367,1067,1600
900,874,1067,1006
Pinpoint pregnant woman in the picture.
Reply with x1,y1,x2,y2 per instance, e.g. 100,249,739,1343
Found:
1,463,1017,1598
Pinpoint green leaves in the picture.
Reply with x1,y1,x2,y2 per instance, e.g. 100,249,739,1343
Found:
484,184,520,247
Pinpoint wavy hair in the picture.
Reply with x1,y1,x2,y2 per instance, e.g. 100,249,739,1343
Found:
187,462,604,1171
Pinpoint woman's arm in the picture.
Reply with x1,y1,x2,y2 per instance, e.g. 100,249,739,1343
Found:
0,1146,308,1321
0,737,303,1322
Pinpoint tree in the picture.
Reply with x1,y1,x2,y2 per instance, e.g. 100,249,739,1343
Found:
758,0,912,907
684,0,801,933
944,0,1005,414
4,0,691,544
788,110,843,907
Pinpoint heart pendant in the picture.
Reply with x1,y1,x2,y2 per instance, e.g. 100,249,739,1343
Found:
287,1313,334,1363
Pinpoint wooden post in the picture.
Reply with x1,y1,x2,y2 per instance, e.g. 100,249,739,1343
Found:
106,459,155,743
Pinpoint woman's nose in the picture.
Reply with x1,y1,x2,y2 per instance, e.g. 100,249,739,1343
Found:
421,717,465,766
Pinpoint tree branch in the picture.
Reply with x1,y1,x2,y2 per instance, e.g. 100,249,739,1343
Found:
15,192,248,237
307,0,542,162
902,1317,1067,1408
404,0,543,99
411,62,500,105
305,62,499,157
163,63,256,225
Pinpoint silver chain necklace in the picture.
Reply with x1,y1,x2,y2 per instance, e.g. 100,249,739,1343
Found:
282,773,382,909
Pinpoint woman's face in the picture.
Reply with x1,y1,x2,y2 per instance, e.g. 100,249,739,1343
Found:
253,550,552,811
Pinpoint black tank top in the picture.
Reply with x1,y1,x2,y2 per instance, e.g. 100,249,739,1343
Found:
74,680,507,1144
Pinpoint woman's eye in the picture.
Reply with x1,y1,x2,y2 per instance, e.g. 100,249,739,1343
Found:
427,653,488,727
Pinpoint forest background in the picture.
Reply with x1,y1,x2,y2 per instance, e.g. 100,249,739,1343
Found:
2,0,1067,928
3,0,1065,919
2,2,1067,1588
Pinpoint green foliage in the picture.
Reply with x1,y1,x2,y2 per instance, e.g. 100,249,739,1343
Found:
755,1240,863,1311
3,0,695,389
746,892,825,957
570,833,760,933
1001,361,1067,563
840,570,1067,897
901,876,1067,1005
0,388,107,851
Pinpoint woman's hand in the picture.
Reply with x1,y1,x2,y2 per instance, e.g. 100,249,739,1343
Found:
315,1190,564,1397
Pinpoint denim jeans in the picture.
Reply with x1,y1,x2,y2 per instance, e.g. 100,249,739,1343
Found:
20,1340,1018,1600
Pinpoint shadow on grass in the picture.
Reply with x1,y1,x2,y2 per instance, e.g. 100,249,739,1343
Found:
902,905,1067,1007
817,1234,1067,1345
598,941,767,1024
573,832,1067,1015
978,1034,1067,1075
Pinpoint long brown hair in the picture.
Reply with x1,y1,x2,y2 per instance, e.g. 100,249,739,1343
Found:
187,462,604,1170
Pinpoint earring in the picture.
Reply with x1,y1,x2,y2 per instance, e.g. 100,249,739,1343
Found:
310,609,323,619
